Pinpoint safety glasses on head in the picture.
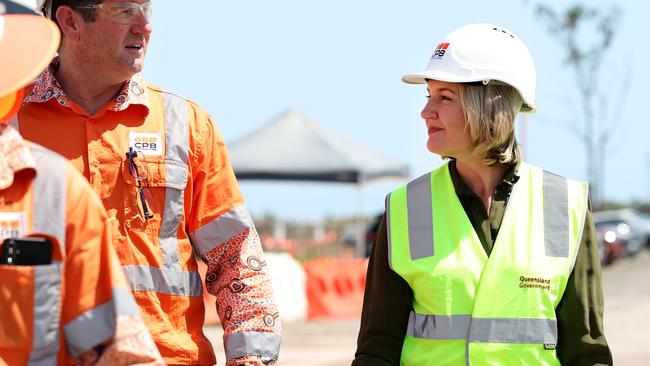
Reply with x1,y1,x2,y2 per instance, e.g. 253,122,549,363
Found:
75,1,151,25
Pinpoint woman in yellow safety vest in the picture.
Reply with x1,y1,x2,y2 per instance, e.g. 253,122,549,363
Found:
352,23,612,366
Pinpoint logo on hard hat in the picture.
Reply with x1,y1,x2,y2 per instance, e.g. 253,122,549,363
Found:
431,43,450,59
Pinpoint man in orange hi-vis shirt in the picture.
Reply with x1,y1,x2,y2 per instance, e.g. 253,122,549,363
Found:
0,10,163,366
13,1,282,365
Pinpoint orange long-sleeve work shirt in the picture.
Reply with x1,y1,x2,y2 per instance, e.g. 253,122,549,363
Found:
0,124,163,365
15,62,281,365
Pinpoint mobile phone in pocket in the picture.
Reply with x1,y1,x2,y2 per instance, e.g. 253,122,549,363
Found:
0,237,52,265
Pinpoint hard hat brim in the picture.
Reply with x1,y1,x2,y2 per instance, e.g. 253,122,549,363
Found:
0,15,60,98
402,70,487,85
401,71,536,114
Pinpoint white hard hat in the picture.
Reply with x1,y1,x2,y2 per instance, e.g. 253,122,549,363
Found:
35,0,52,18
402,23,536,114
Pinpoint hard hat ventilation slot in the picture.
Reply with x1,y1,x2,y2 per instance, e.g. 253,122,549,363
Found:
492,27,516,39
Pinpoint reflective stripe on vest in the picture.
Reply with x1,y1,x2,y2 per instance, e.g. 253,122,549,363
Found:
160,92,190,271
388,162,588,366
32,144,66,252
407,312,557,344
122,93,202,297
543,171,569,257
406,173,434,260
29,144,65,365
224,332,281,361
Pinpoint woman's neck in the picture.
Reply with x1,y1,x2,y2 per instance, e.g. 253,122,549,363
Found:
454,158,507,213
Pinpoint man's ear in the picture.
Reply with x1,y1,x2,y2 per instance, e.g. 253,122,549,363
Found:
55,5,82,42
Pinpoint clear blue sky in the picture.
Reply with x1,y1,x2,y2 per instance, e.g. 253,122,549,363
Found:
20,0,649,220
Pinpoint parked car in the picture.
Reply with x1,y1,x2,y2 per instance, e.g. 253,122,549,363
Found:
593,209,650,258
594,221,628,264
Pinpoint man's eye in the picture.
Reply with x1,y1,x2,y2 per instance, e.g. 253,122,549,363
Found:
114,7,138,16
440,95,451,101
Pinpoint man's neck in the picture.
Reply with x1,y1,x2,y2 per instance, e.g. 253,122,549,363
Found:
54,58,127,116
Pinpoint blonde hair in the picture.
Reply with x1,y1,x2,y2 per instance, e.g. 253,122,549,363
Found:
457,83,523,166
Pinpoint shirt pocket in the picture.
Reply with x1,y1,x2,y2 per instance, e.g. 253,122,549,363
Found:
120,156,189,235
0,262,63,362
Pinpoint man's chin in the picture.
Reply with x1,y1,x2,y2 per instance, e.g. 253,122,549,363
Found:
120,61,145,77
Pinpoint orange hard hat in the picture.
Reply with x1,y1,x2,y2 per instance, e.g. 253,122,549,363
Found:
0,14,60,123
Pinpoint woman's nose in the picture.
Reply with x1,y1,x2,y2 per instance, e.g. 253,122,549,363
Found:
421,99,439,120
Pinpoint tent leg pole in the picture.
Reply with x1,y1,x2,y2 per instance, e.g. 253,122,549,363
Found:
356,184,366,258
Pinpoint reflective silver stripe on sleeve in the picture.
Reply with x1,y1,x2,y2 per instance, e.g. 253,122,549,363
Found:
469,317,558,344
160,93,190,270
30,263,62,365
122,264,203,297
406,312,471,340
406,173,434,260
31,144,66,252
543,171,569,257
385,193,393,270
189,205,254,259
224,332,281,361
64,288,141,357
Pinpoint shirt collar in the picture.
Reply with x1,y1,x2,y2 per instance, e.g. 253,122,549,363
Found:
23,57,150,113
0,124,37,190
449,159,520,200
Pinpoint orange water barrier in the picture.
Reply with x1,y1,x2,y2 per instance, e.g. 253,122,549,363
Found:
303,258,368,320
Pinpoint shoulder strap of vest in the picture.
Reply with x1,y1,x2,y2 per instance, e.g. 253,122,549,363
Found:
519,163,588,262
30,143,66,255
387,164,449,268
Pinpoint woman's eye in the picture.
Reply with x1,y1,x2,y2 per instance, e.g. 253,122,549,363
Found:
440,95,451,101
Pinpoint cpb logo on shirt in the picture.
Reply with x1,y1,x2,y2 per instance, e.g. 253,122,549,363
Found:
0,212,26,240
129,132,163,156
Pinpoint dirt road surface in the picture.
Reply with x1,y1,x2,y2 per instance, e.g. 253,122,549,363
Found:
204,249,650,365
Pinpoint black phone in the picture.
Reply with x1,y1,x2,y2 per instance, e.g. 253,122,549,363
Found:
0,237,52,265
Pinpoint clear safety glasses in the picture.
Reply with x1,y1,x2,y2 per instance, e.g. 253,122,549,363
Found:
126,147,155,221
76,1,152,25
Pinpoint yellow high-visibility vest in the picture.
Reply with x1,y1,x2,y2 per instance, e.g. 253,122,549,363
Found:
387,162,588,366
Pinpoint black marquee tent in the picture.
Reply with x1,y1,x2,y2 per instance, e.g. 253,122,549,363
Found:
228,108,411,256
229,108,410,184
